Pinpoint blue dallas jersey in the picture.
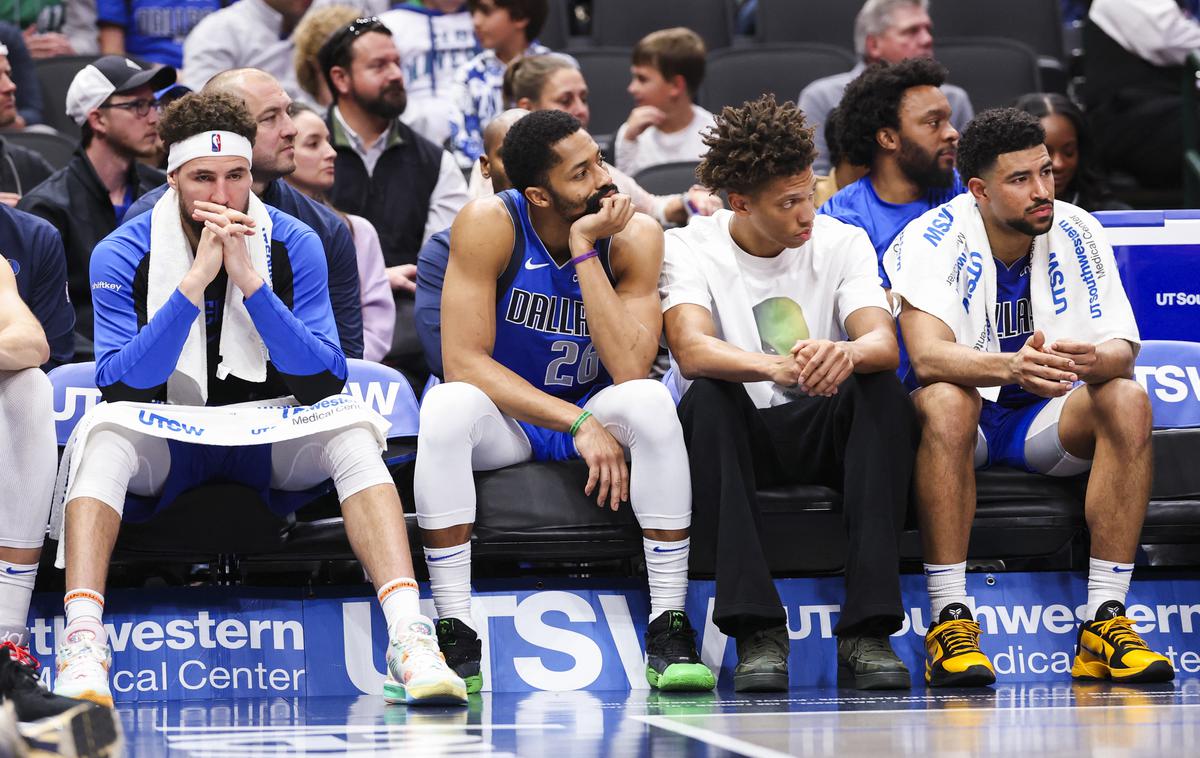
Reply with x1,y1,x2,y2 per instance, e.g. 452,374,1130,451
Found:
994,253,1036,408
491,189,613,405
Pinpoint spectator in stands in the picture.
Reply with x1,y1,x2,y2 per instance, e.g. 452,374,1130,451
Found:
661,95,916,693
319,16,468,384
417,108,714,696
504,53,721,226
0,45,53,203
293,3,360,108
380,0,479,147
182,0,313,101
0,24,44,126
415,106,526,378
17,0,77,58
887,108,1173,688
125,68,365,360
1084,0,1198,190
98,0,222,69
0,224,123,750
19,56,174,359
285,104,394,362
613,27,715,178
52,90,467,709
819,58,962,286
813,106,867,207
63,0,99,54
451,0,548,165
1014,93,1130,213
799,0,973,175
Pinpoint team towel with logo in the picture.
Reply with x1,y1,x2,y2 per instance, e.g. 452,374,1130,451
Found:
882,194,1140,401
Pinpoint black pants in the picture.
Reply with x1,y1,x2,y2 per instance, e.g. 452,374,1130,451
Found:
678,373,917,639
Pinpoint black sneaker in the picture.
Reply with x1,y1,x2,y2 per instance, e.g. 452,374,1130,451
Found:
734,625,789,692
0,642,123,757
435,618,483,694
836,633,911,690
644,611,715,691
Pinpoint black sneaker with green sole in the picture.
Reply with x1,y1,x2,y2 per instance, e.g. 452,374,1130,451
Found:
435,618,483,695
645,611,716,692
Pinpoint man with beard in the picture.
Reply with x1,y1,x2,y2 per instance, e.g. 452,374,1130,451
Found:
415,109,714,695
886,108,1172,687
819,57,963,290
19,56,175,358
319,16,469,384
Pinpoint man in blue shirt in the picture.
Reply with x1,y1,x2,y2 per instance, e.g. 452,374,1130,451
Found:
97,0,222,69
819,57,963,288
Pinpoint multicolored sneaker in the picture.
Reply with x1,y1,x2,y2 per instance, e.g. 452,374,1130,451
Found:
435,618,483,695
644,610,715,692
925,603,996,687
1071,601,1175,683
383,616,467,706
0,642,122,758
52,632,114,708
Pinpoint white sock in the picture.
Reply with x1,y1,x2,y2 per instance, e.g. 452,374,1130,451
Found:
644,537,689,621
925,561,968,622
424,543,473,623
377,577,421,632
0,560,36,644
1086,557,1133,620
63,589,106,643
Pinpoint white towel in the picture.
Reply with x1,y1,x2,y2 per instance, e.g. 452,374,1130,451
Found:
148,187,274,405
883,194,1140,401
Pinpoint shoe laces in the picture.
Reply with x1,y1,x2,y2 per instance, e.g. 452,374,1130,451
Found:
742,629,787,664
0,645,41,693
395,629,448,670
652,623,699,661
1092,616,1149,650
852,635,894,658
57,638,109,676
935,619,983,656
0,643,38,672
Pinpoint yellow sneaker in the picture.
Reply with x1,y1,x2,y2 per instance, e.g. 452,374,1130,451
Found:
1071,601,1175,684
924,603,996,687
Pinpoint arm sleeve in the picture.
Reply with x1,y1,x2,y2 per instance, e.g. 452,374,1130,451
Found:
834,227,891,333
29,223,74,367
92,243,199,401
324,215,365,359
423,151,470,244
659,233,712,313
413,230,449,377
244,229,347,404
0,24,44,125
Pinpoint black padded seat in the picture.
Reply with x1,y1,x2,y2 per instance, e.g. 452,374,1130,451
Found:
1151,428,1200,500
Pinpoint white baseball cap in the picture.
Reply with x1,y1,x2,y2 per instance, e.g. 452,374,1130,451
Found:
65,56,177,126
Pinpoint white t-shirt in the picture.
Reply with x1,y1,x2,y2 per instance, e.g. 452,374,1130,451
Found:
661,210,888,406
614,105,715,178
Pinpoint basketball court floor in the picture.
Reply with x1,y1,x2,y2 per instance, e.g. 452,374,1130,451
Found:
115,676,1200,756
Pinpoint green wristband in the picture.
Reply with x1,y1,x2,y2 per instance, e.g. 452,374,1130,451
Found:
569,410,593,437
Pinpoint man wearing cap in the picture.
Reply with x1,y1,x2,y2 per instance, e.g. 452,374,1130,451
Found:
52,90,467,708
0,43,54,205
19,55,176,360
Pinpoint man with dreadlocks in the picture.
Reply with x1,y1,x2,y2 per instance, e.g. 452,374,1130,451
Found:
660,95,918,692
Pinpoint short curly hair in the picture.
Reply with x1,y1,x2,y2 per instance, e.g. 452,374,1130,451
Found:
293,4,360,102
837,58,947,168
158,91,257,152
696,94,816,195
499,109,578,192
957,107,1045,182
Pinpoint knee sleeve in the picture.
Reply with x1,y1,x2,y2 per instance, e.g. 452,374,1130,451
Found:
1025,393,1092,477
66,427,170,518
271,426,393,502
0,369,56,547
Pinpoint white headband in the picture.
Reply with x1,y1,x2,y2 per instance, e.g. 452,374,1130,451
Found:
167,130,253,174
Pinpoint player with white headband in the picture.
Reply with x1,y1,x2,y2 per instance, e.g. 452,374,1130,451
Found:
52,91,466,708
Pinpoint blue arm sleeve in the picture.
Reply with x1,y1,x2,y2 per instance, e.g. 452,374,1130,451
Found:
414,230,449,378
325,218,364,359
92,238,199,400
29,223,74,367
0,23,43,125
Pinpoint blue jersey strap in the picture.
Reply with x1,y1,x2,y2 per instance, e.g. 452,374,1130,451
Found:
494,190,616,294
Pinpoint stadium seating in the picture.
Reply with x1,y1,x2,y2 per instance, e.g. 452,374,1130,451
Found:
538,0,571,51
632,161,700,196
590,0,735,51
3,129,75,171
34,55,98,139
929,0,1068,92
935,37,1042,112
700,43,856,112
569,47,634,142
754,0,860,49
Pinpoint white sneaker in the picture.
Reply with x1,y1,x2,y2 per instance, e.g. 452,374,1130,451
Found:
52,633,113,708
383,616,467,706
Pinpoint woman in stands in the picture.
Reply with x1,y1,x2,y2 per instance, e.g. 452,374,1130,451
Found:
1014,93,1130,212
501,53,721,225
284,104,395,363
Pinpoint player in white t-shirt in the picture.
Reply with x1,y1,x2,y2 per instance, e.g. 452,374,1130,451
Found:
614,28,716,178
660,95,918,692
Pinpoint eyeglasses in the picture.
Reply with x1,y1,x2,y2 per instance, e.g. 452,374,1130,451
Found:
318,16,388,68
98,98,159,118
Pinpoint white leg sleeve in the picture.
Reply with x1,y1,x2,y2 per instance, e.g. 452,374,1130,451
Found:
66,427,171,518
582,380,691,531
414,382,533,530
270,426,394,502
973,426,988,470
0,369,57,547
1025,388,1092,477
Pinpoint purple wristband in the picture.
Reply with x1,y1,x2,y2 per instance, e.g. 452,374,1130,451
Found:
570,249,600,266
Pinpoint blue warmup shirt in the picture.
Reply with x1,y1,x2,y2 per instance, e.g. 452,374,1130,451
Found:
819,173,965,287
993,253,1037,408
90,204,347,407
1,204,73,367
97,0,222,69
126,180,364,359
414,228,449,378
